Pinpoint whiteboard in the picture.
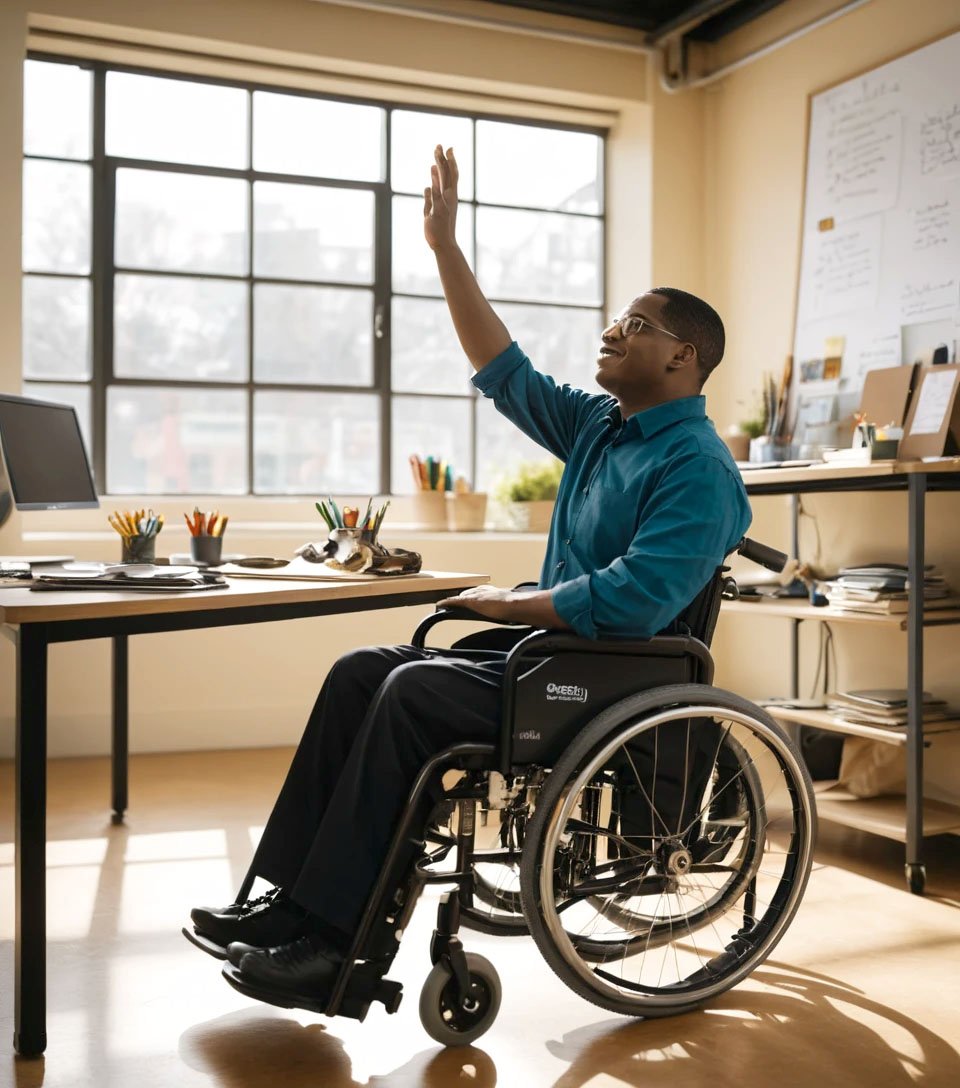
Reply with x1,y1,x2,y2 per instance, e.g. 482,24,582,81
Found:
792,29,960,421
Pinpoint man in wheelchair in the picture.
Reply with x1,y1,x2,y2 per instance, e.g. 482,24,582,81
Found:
185,144,759,1028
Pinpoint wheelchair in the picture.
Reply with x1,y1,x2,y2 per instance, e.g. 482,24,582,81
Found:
219,537,817,1046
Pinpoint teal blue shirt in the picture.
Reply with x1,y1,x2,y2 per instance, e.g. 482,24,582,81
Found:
473,341,752,639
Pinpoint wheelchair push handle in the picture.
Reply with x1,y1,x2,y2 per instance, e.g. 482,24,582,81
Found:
737,537,789,573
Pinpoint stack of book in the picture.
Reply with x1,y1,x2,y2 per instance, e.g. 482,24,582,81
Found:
824,563,958,614
826,689,953,728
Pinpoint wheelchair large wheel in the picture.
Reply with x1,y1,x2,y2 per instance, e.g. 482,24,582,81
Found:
519,684,816,1018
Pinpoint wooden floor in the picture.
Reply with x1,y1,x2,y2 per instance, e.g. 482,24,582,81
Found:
2,749,960,1088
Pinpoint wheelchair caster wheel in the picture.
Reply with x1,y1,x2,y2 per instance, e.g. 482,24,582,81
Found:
419,952,501,1046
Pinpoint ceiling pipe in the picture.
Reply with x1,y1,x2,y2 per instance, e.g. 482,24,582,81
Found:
658,0,875,91
310,0,652,54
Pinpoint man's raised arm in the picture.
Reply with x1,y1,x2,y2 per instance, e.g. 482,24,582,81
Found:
424,145,511,371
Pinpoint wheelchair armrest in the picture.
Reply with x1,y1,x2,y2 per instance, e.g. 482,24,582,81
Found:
410,581,540,649
410,606,531,649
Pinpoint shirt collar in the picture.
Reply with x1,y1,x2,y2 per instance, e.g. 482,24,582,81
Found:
607,395,706,440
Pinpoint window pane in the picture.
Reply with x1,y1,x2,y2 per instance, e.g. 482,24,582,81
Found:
23,381,92,462
391,111,473,198
392,195,474,297
254,391,379,494
23,275,91,380
24,60,92,160
106,386,247,494
22,160,91,273
115,168,248,275
253,92,384,181
254,284,373,385
477,121,601,213
477,207,601,305
253,182,374,283
391,396,471,494
106,72,247,169
495,302,603,390
391,297,473,394
114,274,247,382
475,398,549,495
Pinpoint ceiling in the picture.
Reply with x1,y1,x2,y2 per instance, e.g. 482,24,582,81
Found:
483,0,790,43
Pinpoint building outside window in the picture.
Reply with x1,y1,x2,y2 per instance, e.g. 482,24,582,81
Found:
21,57,606,498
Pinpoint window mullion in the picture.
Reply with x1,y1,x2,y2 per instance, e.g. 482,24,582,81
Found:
90,63,109,493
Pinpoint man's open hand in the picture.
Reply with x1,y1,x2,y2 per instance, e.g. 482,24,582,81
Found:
423,145,459,252
436,585,569,630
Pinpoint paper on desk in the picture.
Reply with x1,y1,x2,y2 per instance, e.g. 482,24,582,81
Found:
215,557,428,581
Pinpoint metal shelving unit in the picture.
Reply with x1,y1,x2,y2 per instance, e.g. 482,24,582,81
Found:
731,459,960,893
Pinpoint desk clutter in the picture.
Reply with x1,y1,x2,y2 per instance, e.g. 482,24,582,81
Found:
822,563,959,614
294,495,421,575
30,563,227,592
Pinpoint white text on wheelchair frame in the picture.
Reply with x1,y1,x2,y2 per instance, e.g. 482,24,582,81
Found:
545,682,588,703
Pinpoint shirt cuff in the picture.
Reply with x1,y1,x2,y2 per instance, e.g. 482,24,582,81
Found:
551,577,597,640
471,341,527,396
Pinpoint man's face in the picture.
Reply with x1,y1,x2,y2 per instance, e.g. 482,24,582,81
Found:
595,293,685,397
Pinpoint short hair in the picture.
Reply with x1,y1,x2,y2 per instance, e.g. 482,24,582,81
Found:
649,287,725,386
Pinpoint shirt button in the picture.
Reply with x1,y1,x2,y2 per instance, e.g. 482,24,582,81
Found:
582,487,588,494
556,560,565,570
564,539,571,545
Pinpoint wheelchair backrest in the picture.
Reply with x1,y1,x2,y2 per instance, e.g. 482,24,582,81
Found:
657,566,726,648
507,634,712,769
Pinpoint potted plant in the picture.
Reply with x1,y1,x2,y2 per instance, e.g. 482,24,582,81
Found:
494,458,563,532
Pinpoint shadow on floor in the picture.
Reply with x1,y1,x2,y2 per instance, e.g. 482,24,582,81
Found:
178,958,959,1088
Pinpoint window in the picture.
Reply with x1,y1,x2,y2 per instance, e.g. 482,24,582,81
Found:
22,57,606,497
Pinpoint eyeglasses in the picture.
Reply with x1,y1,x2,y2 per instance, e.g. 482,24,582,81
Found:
606,314,682,341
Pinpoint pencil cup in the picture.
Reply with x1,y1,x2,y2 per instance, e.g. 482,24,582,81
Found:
410,490,447,530
446,492,487,531
121,534,156,564
189,535,223,566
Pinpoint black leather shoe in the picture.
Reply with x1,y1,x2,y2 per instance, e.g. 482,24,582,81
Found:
190,889,313,951
237,934,343,995
226,931,343,969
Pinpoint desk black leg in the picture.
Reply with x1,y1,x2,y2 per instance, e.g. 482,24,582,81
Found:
905,474,926,895
15,623,48,1057
112,635,129,823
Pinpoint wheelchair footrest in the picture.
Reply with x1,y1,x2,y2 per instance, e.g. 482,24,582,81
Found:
220,961,404,1022
182,925,228,961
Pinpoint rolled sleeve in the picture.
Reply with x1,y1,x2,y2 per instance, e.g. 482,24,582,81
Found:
551,575,597,639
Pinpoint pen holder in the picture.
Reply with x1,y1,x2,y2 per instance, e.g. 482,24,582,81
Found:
121,534,156,564
190,535,223,566
410,490,447,530
446,492,487,531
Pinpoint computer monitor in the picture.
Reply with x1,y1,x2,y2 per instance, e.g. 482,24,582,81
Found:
0,392,99,528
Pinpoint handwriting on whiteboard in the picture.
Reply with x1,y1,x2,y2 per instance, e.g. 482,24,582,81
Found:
803,217,882,320
911,198,952,251
900,278,958,321
920,103,960,177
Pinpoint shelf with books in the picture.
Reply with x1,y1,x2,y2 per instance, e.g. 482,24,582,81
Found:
721,598,960,629
760,705,960,746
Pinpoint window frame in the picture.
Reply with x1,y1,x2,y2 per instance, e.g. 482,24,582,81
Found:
22,53,608,498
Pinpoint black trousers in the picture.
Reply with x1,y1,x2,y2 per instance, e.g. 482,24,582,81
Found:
250,645,506,936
